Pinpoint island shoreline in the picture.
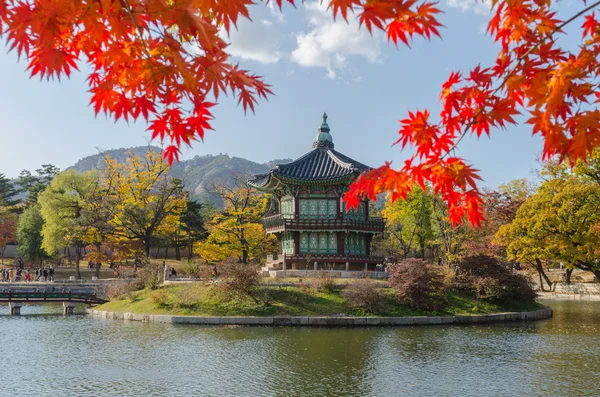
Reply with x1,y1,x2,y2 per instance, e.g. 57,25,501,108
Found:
86,306,552,326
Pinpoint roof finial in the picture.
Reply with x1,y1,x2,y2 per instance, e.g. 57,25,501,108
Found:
313,112,334,149
319,112,330,133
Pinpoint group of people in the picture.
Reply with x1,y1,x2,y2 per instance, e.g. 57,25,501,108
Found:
0,266,55,282
87,260,102,270
162,261,178,279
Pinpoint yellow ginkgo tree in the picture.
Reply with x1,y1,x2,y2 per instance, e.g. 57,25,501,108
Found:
102,151,187,259
196,181,277,264
496,172,600,286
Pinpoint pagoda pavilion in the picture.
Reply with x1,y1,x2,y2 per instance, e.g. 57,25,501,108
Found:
248,113,385,274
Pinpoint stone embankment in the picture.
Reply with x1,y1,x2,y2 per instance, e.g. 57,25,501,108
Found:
87,307,552,326
537,283,600,300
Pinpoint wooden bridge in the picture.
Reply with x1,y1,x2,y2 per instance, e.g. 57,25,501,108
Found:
0,287,107,315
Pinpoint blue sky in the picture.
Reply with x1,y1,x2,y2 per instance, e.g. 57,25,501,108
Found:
0,0,584,188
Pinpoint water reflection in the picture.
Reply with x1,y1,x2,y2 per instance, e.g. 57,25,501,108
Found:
0,301,598,396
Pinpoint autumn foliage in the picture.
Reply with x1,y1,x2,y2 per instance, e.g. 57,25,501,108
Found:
3,0,600,227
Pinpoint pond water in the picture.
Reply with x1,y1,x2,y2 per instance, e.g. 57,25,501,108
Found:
0,300,599,396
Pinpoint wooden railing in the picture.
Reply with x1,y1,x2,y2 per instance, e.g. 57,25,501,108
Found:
0,289,106,304
263,214,385,233
283,254,384,263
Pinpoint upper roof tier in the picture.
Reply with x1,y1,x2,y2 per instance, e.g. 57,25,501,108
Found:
248,113,370,190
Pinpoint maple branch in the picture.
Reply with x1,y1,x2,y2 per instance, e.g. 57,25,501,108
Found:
441,0,600,159
121,0,161,89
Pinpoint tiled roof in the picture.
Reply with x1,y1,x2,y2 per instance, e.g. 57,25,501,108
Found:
248,148,370,189
248,113,371,190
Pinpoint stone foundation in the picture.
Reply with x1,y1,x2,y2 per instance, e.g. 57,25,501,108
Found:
87,307,552,327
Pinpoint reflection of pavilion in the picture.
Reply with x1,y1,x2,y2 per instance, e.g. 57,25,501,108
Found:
248,113,385,277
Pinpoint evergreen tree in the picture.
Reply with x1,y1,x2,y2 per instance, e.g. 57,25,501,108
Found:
181,199,211,259
16,205,48,264
17,164,59,206
0,173,18,208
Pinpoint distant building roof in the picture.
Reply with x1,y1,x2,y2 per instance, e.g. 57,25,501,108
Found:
248,113,370,190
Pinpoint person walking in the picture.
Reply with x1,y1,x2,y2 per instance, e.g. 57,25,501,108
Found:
25,270,31,282
49,267,55,282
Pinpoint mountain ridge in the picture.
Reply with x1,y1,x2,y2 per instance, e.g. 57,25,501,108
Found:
67,146,292,207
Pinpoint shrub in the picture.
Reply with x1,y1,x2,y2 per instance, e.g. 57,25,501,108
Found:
181,260,205,278
174,287,200,309
342,279,385,313
388,259,448,311
200,264,216,279
150,289,170,307
218,260,260,298
252,287,277,307
105,279,143,300
456,255,536,302
138,259,162,289
310,272,336,293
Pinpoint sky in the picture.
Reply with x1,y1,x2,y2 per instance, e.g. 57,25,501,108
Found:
0,0,585,189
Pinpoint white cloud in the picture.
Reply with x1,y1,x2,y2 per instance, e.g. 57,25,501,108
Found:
291,1,382,79
266,1,286,25
220,18,282,64
447,0,492,15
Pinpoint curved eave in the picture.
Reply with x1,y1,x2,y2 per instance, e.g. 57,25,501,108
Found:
248,173,284,192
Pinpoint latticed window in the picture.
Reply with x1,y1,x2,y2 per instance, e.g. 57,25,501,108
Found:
319,233,328,253
329,233,337,252
300,233,308,253
300,200,309,216
310,233,318,251
282,232,295,254
309,200,318,216
281,197,294,219
328,200,337,218
319,200,327,215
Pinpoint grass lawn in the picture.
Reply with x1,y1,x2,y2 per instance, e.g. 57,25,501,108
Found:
95,283,544,318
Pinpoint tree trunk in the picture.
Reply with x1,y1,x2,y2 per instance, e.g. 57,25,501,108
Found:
175,229,181,261
75,246,82,280
242,249,248,264
95,243,102,279
164,245,169,260
144,237,151,258
565,268,573,284
535,258,552,291
188,232,193,259
538,269,545,292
